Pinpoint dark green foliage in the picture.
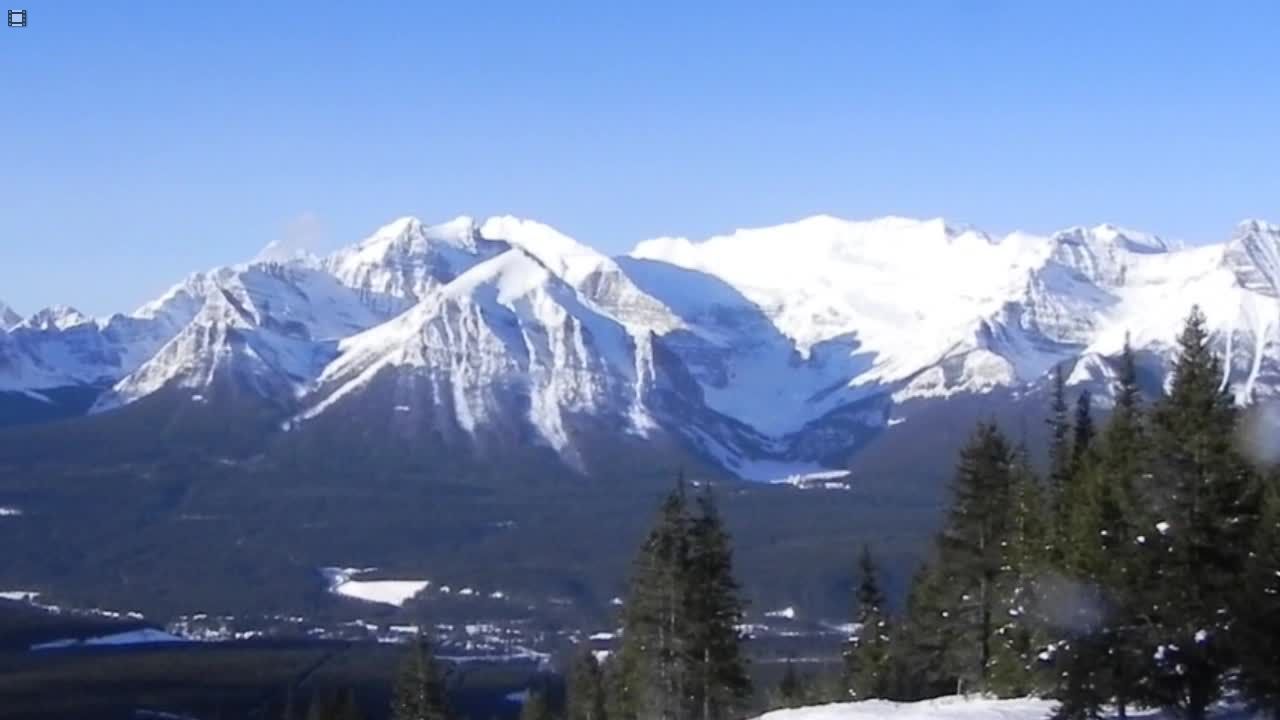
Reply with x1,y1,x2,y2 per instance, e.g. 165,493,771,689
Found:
1047,365,1073,554
615,479,751,720
1070,390,1095,475
392,633,452,720
1238,473,1280,715
988,447,1049,698
891,562,956,701
686,484,753,720
1145,307,1259,720
566,648,607,720
843,545,892,700
615,481,693,720
776,659,805,708
934,422,1015,693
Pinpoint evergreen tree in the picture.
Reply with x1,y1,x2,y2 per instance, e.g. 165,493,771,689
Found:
1071,390,1095,474
521,689,554,720
777,659,805,709
615,480,693,720
567,648,608,720
686,483,752,720
392,632,451,720
1052,340,1159,720
935,422,1015,693
1047,365,1073,557
1237,473,1280,715
989,447,1050,697
844,545,892,700
1146,307,1259,720
890,561,955,700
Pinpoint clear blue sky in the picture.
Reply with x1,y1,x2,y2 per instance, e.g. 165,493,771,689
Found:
2,1,1277,315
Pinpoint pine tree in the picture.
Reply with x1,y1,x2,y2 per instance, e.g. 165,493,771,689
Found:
890,562,955,701
989,447,1050,698
1237,473,1280,715
844,545,892,700
685,483,752,720
1146,307,1259,720
1051,340,1160,720
392,632,451,720
567,648,608,720
1047,365,1073,558
1071,390,1095,475
935,422,1015,694
521,689,554,720
615,480,693,720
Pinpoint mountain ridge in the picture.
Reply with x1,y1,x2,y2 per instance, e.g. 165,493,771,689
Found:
3,213,1279,482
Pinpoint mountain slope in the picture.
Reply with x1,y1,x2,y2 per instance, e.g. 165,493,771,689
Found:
95,262,390,411
5,213,1280,482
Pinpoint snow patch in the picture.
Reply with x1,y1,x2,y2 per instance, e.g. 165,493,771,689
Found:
321,567,429,607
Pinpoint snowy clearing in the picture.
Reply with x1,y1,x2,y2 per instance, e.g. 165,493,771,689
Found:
754,697,1257,720
321,567,430,607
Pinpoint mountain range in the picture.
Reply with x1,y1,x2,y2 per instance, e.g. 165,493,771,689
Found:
3,214,1279,483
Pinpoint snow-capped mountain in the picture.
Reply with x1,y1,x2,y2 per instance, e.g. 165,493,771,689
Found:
4,214,1280,482
95,262,391,411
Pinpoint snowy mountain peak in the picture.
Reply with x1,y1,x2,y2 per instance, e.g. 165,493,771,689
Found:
478,216,608,285
21,305,93,331
1223,219,1280,298
1047,224,1172,287
323,216,504,306
0,300,20,330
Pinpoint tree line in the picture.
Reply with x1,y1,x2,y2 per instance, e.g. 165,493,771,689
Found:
305,306,1280,720
837,307,1280,720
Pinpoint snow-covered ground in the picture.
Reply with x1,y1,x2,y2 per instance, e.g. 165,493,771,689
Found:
321,567,430,607
755,697,1257,720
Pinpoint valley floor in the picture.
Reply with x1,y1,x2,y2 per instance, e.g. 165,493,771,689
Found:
756,697,1260,720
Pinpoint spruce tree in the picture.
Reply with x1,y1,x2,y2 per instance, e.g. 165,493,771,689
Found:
777,659,804,709
616,481,693,720
1237,473,1280,715
1071,390,1095,474
890,562,955,700
1047,365,1073,557
844,545,892,700
1090,339,1154,719
685,483,752,720
1146,307,1258,720
989,447,1050,697
1054,341,1157,720
935,422,1015,694
392,632,451,720
567,648,608,720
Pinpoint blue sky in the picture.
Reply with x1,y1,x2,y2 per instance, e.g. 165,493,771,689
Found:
2,1,1277,315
